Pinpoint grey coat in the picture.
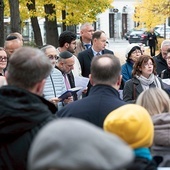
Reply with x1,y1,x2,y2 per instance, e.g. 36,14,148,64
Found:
123,77,164,103
151,113,170,167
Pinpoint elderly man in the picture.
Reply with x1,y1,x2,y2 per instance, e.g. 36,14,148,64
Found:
153,40,170,75
56,51,77,100
0,47,56,170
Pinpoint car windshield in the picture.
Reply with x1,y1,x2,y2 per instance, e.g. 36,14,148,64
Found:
130,31,144,35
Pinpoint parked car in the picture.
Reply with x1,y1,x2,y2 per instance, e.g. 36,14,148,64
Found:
155,26,170,38
128,30,148,46
124,30,132,40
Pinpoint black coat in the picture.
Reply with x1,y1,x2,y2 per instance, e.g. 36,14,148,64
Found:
127,157,157,170
0,86,56,170
77,48,113,78
153,53,167,75
148,32,157,47
57,84,126,128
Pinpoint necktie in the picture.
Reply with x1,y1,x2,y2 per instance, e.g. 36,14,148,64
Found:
96,52,100,56
63,74,71,90
84,44,91,49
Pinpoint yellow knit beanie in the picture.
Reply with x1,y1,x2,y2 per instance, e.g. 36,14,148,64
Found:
104,104,154,149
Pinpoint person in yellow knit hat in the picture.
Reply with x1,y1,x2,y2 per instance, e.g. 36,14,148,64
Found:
104,104,159,170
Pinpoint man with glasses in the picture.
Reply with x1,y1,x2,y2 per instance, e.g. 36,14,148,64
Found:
41,45,72,110
153,40,170,75
56,51,77,101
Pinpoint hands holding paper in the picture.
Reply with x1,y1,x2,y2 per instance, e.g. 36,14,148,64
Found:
49,97,61,105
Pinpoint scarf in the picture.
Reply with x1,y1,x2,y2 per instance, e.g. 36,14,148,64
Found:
136,74,162,90
134,148,152,160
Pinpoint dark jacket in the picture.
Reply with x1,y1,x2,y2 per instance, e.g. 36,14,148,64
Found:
78,48,113,78
0,85,56,170
127,157,157,170
153,53,167,75
123,77,164,103
159,68,170,79
148,32,157,47
57,84,126,128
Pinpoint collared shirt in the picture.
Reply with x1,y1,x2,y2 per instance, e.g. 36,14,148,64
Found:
91,47,102,56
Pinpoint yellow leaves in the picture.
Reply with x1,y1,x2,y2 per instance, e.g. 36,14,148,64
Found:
4,0,113,25
134,0,169,29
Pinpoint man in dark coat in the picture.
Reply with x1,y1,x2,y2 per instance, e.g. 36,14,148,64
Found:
0,47,57,170
78,30,113,78
57,54,126,128
153,40,170,75
147,28,157,57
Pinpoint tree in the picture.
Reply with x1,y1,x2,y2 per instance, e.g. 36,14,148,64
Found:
26,0,43,47
8,0,21,32
4,0,113,46
44,3,59,47
0,0,4,46
134,0,170,30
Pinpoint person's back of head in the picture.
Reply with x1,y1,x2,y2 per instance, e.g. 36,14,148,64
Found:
104,104,154,149
90,54,121,87
59,31,76,47
6,47,52,93
136,87,170,116
28,118,134,170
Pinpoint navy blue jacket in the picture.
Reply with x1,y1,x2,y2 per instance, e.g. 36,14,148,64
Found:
57,84,126,128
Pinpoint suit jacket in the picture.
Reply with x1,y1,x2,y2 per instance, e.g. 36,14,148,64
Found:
78,48,114,78
57,84,126,128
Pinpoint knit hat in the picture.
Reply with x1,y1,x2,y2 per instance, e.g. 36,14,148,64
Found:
59,51,73,59
125,43,141,58
104,104,154,149
28,118,134,170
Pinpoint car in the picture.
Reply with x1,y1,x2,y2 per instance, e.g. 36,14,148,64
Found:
155,26,170,38
128,30,148,46
124,30,132,40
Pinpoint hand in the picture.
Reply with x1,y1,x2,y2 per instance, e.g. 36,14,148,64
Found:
49,97,61,105
63,96,73,104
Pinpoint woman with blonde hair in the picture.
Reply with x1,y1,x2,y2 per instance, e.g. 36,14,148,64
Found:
136,87,170,167
136,87,170,116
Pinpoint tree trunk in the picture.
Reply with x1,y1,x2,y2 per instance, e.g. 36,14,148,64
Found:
26,0,43,47
0,0,4,46
62,10,66,32
8,0,21,32
44,4,59,47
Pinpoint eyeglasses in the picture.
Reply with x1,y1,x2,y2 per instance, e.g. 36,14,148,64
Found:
0,56,7,62
47,55,58,60
144,62,153,67
132,50,142,54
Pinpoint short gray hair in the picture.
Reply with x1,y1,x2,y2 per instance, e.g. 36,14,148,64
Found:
161,40,170,49
7,47,52,89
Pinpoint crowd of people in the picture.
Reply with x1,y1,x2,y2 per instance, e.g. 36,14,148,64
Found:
0,23,170,170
